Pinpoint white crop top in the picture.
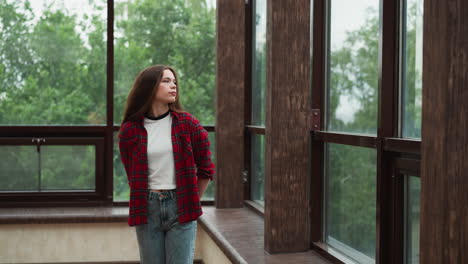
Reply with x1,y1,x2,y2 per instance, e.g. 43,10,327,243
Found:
143,112,176,190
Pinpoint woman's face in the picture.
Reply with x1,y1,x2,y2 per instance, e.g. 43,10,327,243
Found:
154,69,177,105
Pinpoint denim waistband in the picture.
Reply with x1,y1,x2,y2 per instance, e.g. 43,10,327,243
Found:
147,190,177,201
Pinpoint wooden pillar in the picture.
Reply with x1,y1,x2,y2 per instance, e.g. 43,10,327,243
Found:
264,0,311,253
215,0,245,208
421,0,468,262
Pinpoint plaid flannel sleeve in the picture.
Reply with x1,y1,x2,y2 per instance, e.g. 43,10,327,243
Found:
191,116,215,180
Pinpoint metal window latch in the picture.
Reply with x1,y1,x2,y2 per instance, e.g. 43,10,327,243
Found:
32,138,46,152
309,109,321,131
32,138,46,144
242,170,248,183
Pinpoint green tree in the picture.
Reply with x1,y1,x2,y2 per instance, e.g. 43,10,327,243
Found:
402,2,423,138
328,8,379,134
113,0,216,125
0,0,106,125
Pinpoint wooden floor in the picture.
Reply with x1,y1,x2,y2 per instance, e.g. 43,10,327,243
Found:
201,206,331,264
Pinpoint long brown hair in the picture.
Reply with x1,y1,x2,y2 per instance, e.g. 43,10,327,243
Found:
121,65,184,125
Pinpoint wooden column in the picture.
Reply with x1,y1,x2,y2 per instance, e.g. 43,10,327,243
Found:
215,0,245,208
421,0,468,262
264,0,311,253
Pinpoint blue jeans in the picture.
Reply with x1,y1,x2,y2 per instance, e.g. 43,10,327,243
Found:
135,190,197,264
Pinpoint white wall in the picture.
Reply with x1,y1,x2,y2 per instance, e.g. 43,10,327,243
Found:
0,222,231,264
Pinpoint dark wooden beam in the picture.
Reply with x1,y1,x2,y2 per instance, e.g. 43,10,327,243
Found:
313,131,377,148
310,0,326,245
421,0,468,262
215,0,245,208
265,0,311,253
377,0,399,263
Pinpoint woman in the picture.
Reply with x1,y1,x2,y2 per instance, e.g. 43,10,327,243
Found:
118,65,215,264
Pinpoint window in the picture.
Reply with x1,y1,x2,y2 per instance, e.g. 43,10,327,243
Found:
325,143,376,261
327,0,380,135
401,0,423,138
404,175,420,264
0,145,38,191
311,0,423,262
0,0,107,126
247,0,267,205
323,0,381,261
0,0,217,204
251,0,267,127
201,131,216,200
0,137,104,202
113,132,128,201
250,133,265,205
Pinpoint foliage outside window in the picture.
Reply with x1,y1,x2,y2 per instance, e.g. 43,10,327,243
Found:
249,0,266,205
325,1,380,261
113,132,129,201
250,134,265,205
251,0,266,127
325,143,376,262
1,144,96,191
113,0,216,126
0,0,107,125
401,0,423,139
327,0,380,135
405,176,420,264
0,146,37,191
202,132,216,200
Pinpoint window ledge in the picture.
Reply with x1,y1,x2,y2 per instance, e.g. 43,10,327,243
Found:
0,205,332,264
198,207,248,264
199,206,331,264
0,206,128,224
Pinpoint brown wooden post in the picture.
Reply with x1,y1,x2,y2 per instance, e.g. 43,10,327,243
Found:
421,0,468,262
215,0,245,208
265,0,311,253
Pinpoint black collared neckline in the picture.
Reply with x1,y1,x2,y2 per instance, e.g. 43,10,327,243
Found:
144,109,170,120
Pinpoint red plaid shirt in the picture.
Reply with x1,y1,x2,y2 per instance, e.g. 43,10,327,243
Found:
118,110,215,226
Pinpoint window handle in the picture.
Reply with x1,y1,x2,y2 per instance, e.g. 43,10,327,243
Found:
32,138,46,152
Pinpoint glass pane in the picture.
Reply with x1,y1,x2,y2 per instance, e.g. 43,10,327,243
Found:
401,0,423,138
0,146,38,191
251,0,267,126
327,0,380,134
0,0,107,125
405,176,420,264
113,131,216,201
114,0,216,126
326,143,376,262
41,145,95,190
114,131,129,201
250,134,265,205
201,132,216,200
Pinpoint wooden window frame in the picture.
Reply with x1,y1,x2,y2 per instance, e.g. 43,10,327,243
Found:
0,137,105,207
